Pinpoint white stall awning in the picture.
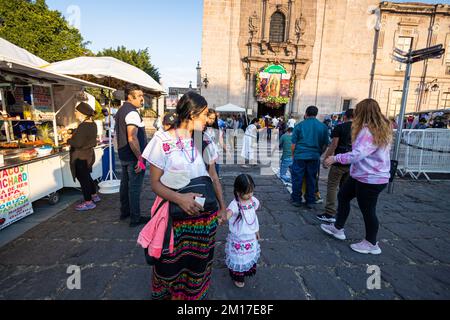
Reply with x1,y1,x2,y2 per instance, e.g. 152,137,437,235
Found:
0,37,113,90
0,37,48,67
42,56,165,94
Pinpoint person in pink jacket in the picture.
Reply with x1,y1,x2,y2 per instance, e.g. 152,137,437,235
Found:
322,99,393,255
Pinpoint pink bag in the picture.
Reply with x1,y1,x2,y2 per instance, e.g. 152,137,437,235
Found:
137,197,173,259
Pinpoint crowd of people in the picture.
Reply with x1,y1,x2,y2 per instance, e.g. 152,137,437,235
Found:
402,112,449,130
68,84,393,300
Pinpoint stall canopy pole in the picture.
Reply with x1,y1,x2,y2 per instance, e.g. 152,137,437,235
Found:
54,93,76,116
105,79,117,182
50,85,59,147
0,88,12,142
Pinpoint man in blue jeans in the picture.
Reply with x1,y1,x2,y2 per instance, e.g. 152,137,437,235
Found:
291,106,329,209
115,84,150,227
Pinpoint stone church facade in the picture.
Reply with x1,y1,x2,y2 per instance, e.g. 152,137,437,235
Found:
200,0,450,118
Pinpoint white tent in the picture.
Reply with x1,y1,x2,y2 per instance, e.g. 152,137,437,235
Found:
0,37,48,67
215,103,246,113
42,56,165,94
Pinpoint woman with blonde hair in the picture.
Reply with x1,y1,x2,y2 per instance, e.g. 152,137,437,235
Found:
322,99,392,255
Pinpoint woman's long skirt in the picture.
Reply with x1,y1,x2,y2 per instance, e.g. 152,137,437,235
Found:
152,211,218,300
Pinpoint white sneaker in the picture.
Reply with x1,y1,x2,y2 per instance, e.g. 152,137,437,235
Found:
350,240,382,255
320,224,346,240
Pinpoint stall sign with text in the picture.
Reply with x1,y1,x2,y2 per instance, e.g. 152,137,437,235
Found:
32,85,53,121
0,165,34,230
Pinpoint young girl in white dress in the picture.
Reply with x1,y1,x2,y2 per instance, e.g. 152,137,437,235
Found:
225,174,261,288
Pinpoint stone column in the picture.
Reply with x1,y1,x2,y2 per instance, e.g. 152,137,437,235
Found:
261,0,268,40
287,0,294,41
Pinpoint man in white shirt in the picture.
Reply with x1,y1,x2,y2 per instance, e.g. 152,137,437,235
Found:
272,117,279,128
115,84,149,227
288,115,297,129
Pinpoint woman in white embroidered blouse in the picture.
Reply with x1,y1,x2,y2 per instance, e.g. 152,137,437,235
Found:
142,92,226,300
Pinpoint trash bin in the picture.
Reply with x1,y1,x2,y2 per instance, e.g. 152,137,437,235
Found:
102,146,116,181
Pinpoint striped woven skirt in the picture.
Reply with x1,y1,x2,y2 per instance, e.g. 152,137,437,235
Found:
151,211,218,300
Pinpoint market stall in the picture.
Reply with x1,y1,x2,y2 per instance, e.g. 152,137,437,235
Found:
0,37,113,230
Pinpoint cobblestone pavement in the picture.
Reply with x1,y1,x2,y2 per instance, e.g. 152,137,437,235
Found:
0,159,449,300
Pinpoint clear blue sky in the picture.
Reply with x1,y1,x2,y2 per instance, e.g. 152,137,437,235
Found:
46,0,448,90
46,0,203,90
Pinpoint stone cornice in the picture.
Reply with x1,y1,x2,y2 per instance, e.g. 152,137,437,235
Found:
242,56,309,65
380,2,450,16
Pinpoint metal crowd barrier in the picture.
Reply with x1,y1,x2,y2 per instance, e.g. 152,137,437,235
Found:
392,129,450,180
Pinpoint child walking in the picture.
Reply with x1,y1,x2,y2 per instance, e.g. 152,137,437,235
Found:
225,174,261,288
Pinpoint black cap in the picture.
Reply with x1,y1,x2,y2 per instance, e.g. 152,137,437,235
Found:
76,102,95,116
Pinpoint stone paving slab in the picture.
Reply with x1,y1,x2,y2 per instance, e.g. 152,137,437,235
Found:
0,163,449,300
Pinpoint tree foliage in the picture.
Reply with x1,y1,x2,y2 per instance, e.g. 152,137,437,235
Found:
0,0,91,63
97,46,161,83
0,1,161,83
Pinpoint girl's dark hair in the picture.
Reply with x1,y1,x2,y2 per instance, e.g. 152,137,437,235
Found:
206,109,219,129
250,118,259,125
169,91,209,161
233,174,256,225
163,112,178,128
175,92,208,127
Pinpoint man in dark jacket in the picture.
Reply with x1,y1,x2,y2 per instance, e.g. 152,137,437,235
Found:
115,84,149,227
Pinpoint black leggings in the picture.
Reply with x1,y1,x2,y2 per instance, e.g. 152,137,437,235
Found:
335,177,387,245
75,159,96,202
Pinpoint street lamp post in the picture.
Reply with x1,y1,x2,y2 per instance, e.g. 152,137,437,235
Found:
389,44,445,194
203,74,209,90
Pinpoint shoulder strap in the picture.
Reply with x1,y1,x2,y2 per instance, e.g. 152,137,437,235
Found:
201,132,210,171
153,199,167,218
162,213,172,254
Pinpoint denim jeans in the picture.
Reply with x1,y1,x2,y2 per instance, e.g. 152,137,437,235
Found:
215,163,220,176
280,158,293,183
120,160,145,222
291,159,320,205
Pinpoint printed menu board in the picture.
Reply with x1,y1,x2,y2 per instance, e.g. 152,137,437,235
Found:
32,85,53,121
0,165,34,231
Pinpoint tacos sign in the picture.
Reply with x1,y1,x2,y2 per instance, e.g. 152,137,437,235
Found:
0,166,33,230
